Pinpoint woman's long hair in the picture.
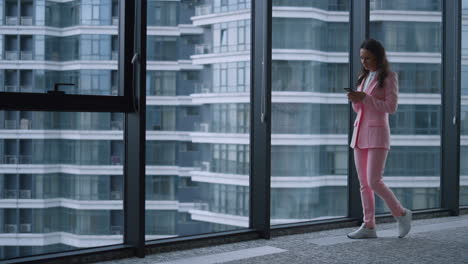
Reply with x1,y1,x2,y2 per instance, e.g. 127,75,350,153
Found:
356,38,390,89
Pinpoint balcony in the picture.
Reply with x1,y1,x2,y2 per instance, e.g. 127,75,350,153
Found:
112,16,119,26
3,155,19,164
194,82,212,93
111,155,122,165
20,118,31,129
20,16,33,25
194,1,251,16
110,225,122,235
5,16,18,25
195,5,212,16
5,51,19,60
19,155,32,164
4,85,18,92
4,189,18,199
4,119,17,129
195,44,212,54
4,224,17,233
111,85,118,96
19,189,32,199
20,51,33,60
111,120,123,130
20,85,33,93
110,191,122,200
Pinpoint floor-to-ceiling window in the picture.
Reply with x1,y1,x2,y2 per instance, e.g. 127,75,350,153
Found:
0,111,124,259
461,0,468,206
0,0,123,260
270,0,350,224
144,0,251,239
369,0,442,212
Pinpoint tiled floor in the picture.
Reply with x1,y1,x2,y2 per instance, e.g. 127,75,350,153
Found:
97,214,468,264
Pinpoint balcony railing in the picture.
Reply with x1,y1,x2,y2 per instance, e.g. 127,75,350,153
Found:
194,82,212,93
21,51,33,60
111,155,122,165
19,155,32,164
20,85,33,92
112,51,118,61
4,224,17,233
19,189,32,199
112,16,119,26
195,5,212,16
111,85,118,96
195,44,212,54
5,16,18,25
20,118,31,129
4,120,17,129
4,85,18,92
4,155,18,164
5,51,19,60
110,191,122,200
110,225,123,235
20,16,33,25
4,189,18,199
111,120,123,130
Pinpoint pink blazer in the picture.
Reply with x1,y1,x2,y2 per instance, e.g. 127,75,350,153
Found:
350,71,398,150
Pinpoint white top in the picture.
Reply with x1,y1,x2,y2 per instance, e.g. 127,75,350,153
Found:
363,71,377,92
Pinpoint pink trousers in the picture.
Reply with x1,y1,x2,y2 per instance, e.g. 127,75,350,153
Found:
354,147,405,228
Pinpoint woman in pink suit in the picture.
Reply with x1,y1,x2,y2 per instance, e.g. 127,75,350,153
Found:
346,38,412,239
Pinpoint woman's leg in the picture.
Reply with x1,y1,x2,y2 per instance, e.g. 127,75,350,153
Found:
367,148,405,217
354,147,376,228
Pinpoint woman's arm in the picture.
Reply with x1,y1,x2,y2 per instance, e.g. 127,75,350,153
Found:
361,72,398,114
351,101,361,113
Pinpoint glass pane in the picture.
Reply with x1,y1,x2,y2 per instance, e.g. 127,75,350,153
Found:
0,0,120,96
461,0,468,206
0,111,124,260
270,1,350,225
145,0,251,240
369,0,442,212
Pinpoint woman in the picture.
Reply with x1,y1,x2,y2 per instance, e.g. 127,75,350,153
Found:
346,38,412,239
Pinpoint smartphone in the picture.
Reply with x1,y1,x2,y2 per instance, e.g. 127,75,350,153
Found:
343,88,354,93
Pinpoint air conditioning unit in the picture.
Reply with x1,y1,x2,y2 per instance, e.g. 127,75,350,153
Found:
5,224,17,233
111,86,118,96
5,156,18,164
20,223,32,233
19,190,32,199
111,191,122,200
110,226,122,235
199,123,209,132
5,189,17,199
20,119,30,129
201,161,210,171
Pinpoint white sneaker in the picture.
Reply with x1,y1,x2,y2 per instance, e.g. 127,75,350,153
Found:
347,223,377,239
395,208,412,238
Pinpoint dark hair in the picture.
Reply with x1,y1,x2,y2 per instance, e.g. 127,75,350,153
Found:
356,38,390,89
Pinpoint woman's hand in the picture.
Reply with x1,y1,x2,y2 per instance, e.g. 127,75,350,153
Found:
347,91,366,103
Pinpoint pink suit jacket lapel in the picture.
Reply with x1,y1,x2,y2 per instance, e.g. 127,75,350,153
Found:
359,73,379,95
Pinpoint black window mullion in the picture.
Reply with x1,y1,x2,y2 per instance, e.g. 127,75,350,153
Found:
348,0,368,220
441,0,461,215
123,0,147,258
250,0,272,238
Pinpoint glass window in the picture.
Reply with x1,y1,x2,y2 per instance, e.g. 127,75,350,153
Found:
461,0,468,206
370,0,442,212
0,0,119,96
0,111,123,260
270,1,350,225
145,0,251,239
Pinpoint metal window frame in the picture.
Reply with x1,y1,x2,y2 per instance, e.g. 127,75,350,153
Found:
441,0,461,215
348,0,369,221
249,0,272,239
